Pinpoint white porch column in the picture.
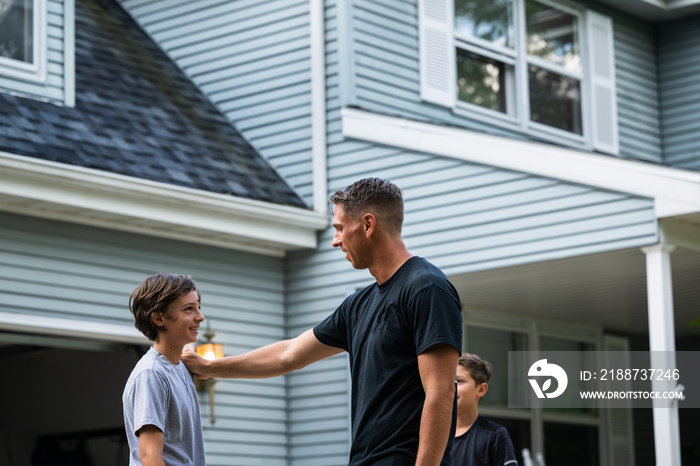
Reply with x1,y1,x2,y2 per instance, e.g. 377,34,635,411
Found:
641,243,681,466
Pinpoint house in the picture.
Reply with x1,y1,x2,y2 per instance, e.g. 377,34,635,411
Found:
0,0,327,463
1,0,699,465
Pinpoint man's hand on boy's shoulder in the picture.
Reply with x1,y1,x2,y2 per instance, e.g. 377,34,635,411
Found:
181,348,211,380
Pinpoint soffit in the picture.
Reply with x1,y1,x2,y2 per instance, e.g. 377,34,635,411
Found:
450,246,700,339
596,0,700,21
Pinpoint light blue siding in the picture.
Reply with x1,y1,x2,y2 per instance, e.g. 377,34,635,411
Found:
119,0,314,206
658,16,700,171
342,0,664,163
287,141,657,466
0,212,289,466
117,2,663,465
307,144,657,276
612,15,663,164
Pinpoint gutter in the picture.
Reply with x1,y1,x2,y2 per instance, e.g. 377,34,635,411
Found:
310,0,328,212
0,151,328,257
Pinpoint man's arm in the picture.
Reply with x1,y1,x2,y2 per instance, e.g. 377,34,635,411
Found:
138,425,165,466
415,343,460,466
182,328,344,379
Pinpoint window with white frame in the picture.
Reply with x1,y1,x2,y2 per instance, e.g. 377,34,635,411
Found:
461,308,634,466
419,0,618,154
0,0,46,82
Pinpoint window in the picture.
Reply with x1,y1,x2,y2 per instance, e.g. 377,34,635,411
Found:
465,325,528,409
462,309,616,466
0,0,46,82
419,0,618,154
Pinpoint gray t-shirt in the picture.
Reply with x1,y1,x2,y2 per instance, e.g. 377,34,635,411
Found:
122,347,205,466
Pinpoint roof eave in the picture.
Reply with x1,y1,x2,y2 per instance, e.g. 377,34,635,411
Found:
341,107,700,220
595,0,700,21
0,151,328,257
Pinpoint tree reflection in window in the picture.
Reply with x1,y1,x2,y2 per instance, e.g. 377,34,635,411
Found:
455,0,514,49
525,0,580,73
529,65,582,134
457,49,509,113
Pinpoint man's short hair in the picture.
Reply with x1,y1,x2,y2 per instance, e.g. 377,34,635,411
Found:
329,177,404,236
458,353,492,386
129,273,200,341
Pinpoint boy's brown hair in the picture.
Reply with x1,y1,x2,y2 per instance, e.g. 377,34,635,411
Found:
458,353,492,386
129,273,200,341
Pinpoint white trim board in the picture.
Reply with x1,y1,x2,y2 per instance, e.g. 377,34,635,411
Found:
0,311,149,346
341,107,700,218
0,151,329,257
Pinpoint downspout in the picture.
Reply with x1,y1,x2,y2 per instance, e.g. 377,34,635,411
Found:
285,2,327,462
311,0,327,213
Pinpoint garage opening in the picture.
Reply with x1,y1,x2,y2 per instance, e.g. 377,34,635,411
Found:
0,332,149,466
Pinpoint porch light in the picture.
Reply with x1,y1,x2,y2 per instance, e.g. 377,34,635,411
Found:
195,321,224,424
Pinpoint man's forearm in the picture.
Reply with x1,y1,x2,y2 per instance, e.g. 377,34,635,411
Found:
184,329,343,379
202,339,297,379
415,389,454,466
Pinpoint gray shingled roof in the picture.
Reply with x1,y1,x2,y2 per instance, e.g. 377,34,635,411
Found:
0,0,306,208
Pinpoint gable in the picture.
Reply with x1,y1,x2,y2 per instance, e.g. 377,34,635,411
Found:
0,0,305,208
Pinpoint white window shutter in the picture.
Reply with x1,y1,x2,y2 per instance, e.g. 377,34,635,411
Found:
586,10,619,155
419,0,455,107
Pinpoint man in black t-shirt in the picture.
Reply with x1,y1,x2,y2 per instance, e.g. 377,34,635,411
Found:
183,178,463,465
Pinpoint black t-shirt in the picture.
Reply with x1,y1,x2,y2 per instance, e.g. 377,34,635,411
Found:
314,257,463,466
451,415,519,466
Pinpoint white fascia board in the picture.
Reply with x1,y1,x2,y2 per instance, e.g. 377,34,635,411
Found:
0,311,149,346
341,107,700,218
663,0,700,8
0,151,328,256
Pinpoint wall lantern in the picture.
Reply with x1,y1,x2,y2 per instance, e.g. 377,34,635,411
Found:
195,321,224,424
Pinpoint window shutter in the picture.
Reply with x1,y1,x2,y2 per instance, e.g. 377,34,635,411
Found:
419,0,455,107
602,335,635,466
586,10,619,155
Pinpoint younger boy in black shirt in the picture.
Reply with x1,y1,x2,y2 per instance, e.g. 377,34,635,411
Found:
451,353,518,466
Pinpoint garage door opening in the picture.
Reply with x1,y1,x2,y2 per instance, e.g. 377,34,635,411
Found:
0,332,148,466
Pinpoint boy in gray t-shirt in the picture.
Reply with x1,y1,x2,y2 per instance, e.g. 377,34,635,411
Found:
122,273,206,466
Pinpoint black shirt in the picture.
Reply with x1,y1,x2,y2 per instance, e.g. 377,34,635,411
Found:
451,415,519,466
314,257,463,465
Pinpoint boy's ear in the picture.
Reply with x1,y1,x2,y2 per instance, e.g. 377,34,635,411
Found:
151,311,165,328
477,382,489,399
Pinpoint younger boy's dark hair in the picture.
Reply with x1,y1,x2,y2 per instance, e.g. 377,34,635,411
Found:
129,273,200,341
458,353,492,386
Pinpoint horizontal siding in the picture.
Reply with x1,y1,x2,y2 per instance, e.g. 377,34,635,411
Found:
349,0,521,140
118,1,345,462
287,123,657,466
293,143,657,282
118,0,314,205
613,16,663,164
285,0,353,463
345,0,664,163
657,16,700,171
0,0,66,103
0,212,289,466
